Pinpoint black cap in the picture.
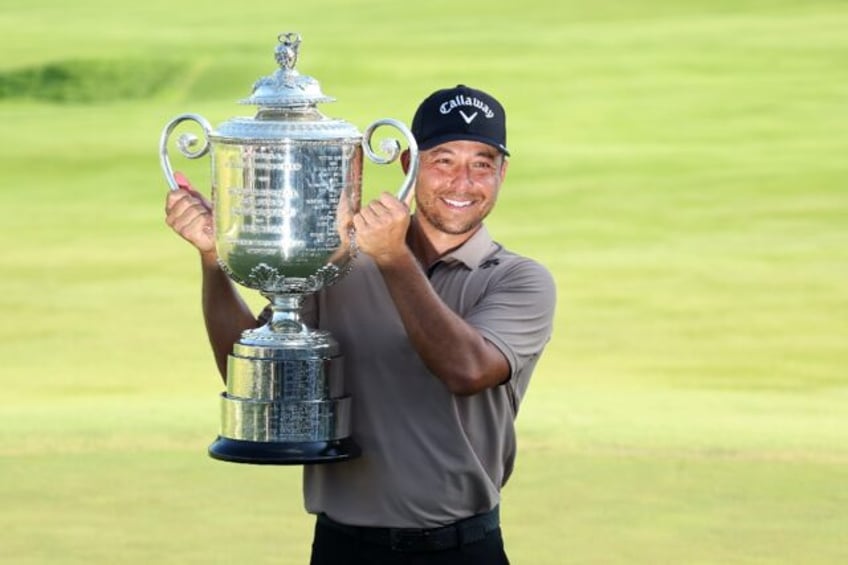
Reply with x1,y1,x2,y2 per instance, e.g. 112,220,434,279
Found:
411,85,509,156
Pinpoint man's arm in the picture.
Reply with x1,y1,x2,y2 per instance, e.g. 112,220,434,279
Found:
198,252,259,380
165,182,258,381
353,193,509,396
376,250,510,395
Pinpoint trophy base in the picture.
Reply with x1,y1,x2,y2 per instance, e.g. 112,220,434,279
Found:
208,436,361,465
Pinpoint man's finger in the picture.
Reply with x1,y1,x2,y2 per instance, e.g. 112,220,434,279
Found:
359,200,388,224
173,172,212,211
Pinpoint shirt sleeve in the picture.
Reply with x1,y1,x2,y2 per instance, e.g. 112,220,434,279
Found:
464,257,557,403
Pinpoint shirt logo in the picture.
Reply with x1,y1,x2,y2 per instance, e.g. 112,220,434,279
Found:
480,258,500,269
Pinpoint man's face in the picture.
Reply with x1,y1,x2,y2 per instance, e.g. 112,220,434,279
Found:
413,140,508,236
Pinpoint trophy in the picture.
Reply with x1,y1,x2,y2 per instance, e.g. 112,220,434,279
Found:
159,32,419,464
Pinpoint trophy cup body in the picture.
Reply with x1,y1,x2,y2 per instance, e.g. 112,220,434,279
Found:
159,33,418,464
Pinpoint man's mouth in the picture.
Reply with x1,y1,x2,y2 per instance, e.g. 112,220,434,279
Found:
443,198,474,208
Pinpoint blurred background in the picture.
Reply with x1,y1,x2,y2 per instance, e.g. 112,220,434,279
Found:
1,0,846,563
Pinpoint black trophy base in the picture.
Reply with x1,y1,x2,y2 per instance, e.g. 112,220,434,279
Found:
208,436,361,465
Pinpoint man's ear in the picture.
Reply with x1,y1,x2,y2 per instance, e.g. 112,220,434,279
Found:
499,156,510,181
400,149,410,174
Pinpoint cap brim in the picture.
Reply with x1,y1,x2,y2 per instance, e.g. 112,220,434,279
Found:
418,133,510,157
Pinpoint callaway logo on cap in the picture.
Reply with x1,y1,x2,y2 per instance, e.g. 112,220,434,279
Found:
411,84,509,156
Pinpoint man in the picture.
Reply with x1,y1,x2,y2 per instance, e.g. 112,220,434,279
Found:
165,84,556,564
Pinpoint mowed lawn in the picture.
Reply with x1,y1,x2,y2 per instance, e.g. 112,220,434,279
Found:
1,1,846,563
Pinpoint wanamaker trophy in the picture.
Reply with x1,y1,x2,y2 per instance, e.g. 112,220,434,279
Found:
159,32,419,464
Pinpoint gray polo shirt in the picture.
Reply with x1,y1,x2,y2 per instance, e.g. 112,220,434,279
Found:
302,225,556,528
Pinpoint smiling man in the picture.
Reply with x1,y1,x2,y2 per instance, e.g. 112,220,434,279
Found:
165,84,556,564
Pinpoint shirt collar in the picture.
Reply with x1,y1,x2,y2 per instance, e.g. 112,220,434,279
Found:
438,225,497,270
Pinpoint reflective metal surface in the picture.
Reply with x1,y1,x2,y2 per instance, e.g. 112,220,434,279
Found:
220,396,352,442
159,32,418,464
212,138,361,293
227,356,344,401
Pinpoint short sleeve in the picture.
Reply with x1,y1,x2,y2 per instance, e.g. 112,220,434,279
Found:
465,258,556,403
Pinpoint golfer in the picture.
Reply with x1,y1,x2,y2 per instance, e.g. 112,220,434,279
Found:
165,84,556,564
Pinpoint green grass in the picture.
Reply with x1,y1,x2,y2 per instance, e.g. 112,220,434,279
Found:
1,0,847,563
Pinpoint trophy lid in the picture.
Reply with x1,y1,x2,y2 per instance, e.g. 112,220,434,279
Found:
240,32,334,109
213,32,361,142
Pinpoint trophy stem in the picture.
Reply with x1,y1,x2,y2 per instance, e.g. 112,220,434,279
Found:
266,293,308,335
239,293,316,346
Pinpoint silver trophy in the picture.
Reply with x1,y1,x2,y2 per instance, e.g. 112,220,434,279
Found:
159,32,418,464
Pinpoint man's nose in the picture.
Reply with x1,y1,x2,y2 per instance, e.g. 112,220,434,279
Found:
450,163,475,188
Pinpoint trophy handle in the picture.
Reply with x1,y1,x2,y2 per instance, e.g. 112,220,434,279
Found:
362,118,419,205
159,113,214,191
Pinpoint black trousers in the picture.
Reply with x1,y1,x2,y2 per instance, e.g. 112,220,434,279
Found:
309,517,511,565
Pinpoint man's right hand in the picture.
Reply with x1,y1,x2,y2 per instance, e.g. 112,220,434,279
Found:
164,172,216,260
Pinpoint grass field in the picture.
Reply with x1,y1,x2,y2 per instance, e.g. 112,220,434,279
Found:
1,0,847,563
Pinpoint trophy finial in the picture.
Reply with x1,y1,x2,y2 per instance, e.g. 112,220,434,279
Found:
240,33,333,108
275,32,302,71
